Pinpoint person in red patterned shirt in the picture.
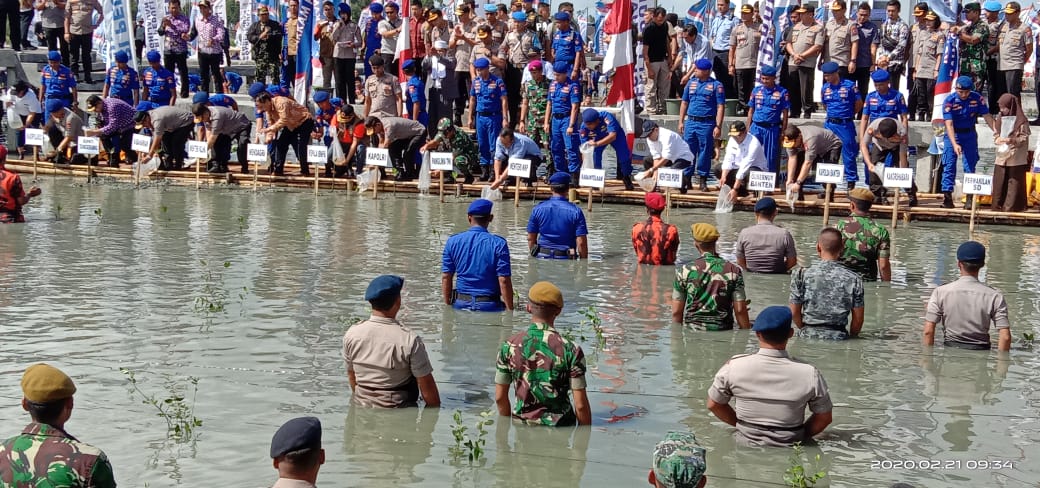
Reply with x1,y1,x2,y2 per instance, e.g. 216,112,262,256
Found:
632,192,680,265
0,146,42,223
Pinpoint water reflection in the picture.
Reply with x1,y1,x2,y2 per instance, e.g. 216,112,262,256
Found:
342,405,439,485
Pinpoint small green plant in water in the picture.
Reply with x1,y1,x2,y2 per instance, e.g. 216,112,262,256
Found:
237,216,247,231
192,260,230,316
120,368,203,442
578,306,606,349
1024,331,1035,342
93,208,102,221
449,409,494,464
783,443,827,488
54,204,62,221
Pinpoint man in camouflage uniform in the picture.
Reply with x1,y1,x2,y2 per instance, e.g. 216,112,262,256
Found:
247,5,283,85
494,281,592,426
0,363,116,487
422,118,481,184
837,188,892,282
954,3,989,87
790,227,866,340
520,60,550,172
672,223,751,331
649,431,708,488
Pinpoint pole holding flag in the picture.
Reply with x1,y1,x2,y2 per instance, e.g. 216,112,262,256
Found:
603,0,635,153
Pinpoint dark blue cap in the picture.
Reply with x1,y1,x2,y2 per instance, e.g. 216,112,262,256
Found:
554,11,570,21
114,51,130,63
581,108,600,124
552,61,570,73
821,61,839,74
339,2,350,13
549,172,571,185
695,58,712,70
957,241,986,262
760,65,777,76
192,92,209,104
135,101,158,112
47,50,61,61
146,50,161,63
468,198,494,215
752,306,793,332
871,69,890,82
314,90,330,103
956,75,974,90
473,57,490,69
754,197,777,213
330,97,344,108
270,417,322,458
369,2,383,13
248,82,266,99
45,99,65,114
365,275,404,302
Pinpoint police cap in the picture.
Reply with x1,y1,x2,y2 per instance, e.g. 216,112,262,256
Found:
473,57,490,69
192,92,209,104
146,50,162,63
270,417,322,458
114,51,130,63
694,58,712,70
751,305,793,332
552,60,570,73
581,108,599,124
365,275,404,302
468,198,494,216
47,50,61,62
957,240,986,263
754,196,777,213
369,2,384,14
548,172,571,185
760,65,777,76
871,69,890,82
313,90,330,103
248,81,267,99
554,11,570,21
820,61,839,74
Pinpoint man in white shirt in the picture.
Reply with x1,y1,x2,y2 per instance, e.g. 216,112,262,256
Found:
641,119,697,193
718,121,767,198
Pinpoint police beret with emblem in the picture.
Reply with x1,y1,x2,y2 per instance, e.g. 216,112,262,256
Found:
365,275,404,302
248,82,266,99
870,69,890,82
270,417,322,458
694,58,712,70
955,75,974,90
192,92,209,104
473,57,490,69
369,2,384,14
848,187,874,202
47,50,61,62
653,431,707,488
313,90,330,103
581,108,599,123
402,59,416,71
957,241,986,263
820,61,839,74
483,3,497,13
755,196,777,213
45,99,65,114
21,363,77,403
146,50,161,63
339,3,351,13
751,305,793,332
552,60,570,73
468,198,494,216
548,172,571,185
528,281,564,308
114,51,130,63
984,1,1002,11
512,11,527,21
690,223,719,242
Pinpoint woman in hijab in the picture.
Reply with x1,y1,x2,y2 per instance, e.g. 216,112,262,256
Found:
992,93,1030,212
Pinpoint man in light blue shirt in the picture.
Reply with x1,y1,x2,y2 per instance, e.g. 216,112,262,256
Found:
490,129,543,188
709,0,739,98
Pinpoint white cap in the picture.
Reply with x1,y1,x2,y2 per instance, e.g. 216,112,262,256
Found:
434,40,448,49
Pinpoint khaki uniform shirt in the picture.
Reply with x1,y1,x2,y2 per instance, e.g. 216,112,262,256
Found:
986,19,1004,61
708,348,832,447
730,22,762,70
381,116,426,141
924,275,1010,349
453,19,478,71
998,22,1032,71
908,22,925,69
342,315,434,408
823,18,858,66
735,222,797,274
365,73,401,118
332,20,362,59
788,22,825,68
500,29,538,66
286,16,300,54
65,0,102,35
425,24,451,54
471,42,502,78
914,29,944,78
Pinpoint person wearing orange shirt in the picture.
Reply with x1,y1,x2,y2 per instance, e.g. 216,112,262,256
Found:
632,192,679,265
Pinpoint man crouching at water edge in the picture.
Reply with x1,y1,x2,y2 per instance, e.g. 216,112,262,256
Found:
707,306,833,447
648,431,708,488
269,417,324,488
342,275,441,408
923,241,1012,352
495,282,592,426
672,223,750,331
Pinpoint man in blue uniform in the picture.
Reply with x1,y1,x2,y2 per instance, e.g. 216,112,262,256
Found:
311,90,338,149
545,61,582,180
745,65,789,173
403,59,428,129
527,172,588,259
678,58,726,192
549,11,584,80
102,51,139,106
820,61,862,191
191,91,237,110
141,50,177,106
468,57,509,182
941,76,996,208
40,51,77,113
442,198,515,312
860,69,908,125
578,108,634,190
223,70,244,94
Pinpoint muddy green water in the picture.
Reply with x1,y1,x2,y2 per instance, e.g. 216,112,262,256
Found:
0,177,1038,488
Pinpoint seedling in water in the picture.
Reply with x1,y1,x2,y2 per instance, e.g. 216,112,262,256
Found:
193,260,230,317
93,208,102,221
783,443,827,488
578,306,606,350
237,216,247,231
54,204,62,221
120,368,203,442
449,409,494,464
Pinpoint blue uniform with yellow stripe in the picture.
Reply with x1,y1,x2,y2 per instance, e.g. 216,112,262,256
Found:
104,66,139,106
821,79,861,183
470,74,507,169
863,89,907,121
681,76,725,177
142,66,177,106
41,64,76,104
578,111,631,177
748,84,789,173
941,91,988,192
224,71,244,93
207,94,236,108
547,78,582,173
551,28,583,74
406,74,429,127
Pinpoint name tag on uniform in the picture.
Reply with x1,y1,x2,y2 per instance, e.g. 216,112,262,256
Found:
24,128,45,146
132,134,152,152
882,167,914,189
579,168,606,189
78,136,100,155
657,168,684,188
430,151,455,171
247,144,269,162
366,147,390,167
747,171,776,191
815,163,844,184
963,173,993,195
307,145,328,164
186,140,208,159
507,157,531,177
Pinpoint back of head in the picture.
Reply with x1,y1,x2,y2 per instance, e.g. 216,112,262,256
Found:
21,363,77,426
783,126,801,141
817,227,844,257
271,417,323,476
652,431,707,488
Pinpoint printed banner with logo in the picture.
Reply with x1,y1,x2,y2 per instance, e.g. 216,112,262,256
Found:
237,0,254,61
633,0,652,107
293,0,316,103
755,0,793,79
141,0,165,59
94,0,135,70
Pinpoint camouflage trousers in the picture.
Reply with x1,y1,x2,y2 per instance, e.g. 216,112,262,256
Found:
526,124,551,176
255,55,280,85
454,154,480,178
796,326,849,341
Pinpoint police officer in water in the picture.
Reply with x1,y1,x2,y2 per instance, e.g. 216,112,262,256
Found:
527,172,589,259
442,199,515,312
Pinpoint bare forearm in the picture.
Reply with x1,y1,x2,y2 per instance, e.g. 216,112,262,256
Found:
441,274,453,305
804,411,832,438
499,276,514,310
879,258,891,282
998,328,1011,352
707,399,738,426
923,321,936,345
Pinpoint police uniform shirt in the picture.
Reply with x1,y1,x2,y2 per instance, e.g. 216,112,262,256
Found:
914,29,944,77
682,77,727,117
998,22,1032,70
789,22,825,68
500,29,537,66
750,85,790,123
471,43,504,78
787,125,842,161
366,73,402,118
548,79,581,115
908,23,925,69
142,67,175,104
378,17,402,54
470,74,506,113
41,65,76,99
823,18,858,66
207,106,251,136
149,106,195,135
551,27,583,63
730,22,762,70
821,79,860,119
105,66,139,100
986,19,1005,56
925,275,1010,348
454,19,479,71
442,226,511,297
863,89,908,120
864,117,907,152
708,349,833,447
527,196,588,251
43,108,84,140
942,91,988,129
341,315,434,408
406,75,427,113
381,116,426,141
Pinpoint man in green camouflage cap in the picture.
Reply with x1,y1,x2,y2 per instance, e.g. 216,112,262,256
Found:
649,431,707,488
422,117,482,184
836,187,891,281
672,223,751,331
0,363,117,487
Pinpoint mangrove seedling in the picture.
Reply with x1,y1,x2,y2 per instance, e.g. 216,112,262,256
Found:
120,368,203,442
93,208,102,221
449,409,494,464
54,204,62,221
783,443,827,488
578,306,606,350
192,260,230,317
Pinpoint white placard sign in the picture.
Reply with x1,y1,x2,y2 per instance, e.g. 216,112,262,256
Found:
247,144,268,162
747,171,776,191
24,128,45,146
366,147,390,167
882,167,914,189
430,151,455,171
131,134,152,152
186,141,209,159
815,163,845,184
77,136,100,155
307,145,328,164
579,168,606,189
507,158,531,177
656,168,684,188
963,173,993,196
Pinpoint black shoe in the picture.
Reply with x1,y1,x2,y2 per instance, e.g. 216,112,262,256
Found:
463,174,474,184
847,181,856,191
1030,118,1040,126
908,113,916,122
621,175,634,191
963,195,973,210
942,192,954,209
908,195,918,207
698,177,708,192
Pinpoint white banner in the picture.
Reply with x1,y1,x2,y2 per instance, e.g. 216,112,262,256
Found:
748,171,777,191
633,0,652,107
95,0,136,71
963,173,993,196
141,0,165,59
237,0,253,61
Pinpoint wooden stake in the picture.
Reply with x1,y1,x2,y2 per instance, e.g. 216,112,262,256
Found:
822,183,833,225
253,161,259,191
891,190,900,229
372,169,379,199
438,172,444,203
515,179,521,207
32,147,38,179
195,158,201,190
314,164,319,195
969,195,979,237
586,187,593,211
665,188,672,220
136,155,142,187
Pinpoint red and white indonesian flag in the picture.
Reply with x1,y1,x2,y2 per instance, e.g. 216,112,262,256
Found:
394,0,413,82
602,0,635,151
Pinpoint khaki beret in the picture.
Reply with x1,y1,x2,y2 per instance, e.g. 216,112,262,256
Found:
691,223,720,243
528,281,563,308
21,364,76,403
848,187,875,203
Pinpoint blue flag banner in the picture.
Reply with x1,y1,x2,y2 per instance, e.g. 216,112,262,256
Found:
294,0,315,103
686,0,712,35
756,0,793,80
931,32,959,123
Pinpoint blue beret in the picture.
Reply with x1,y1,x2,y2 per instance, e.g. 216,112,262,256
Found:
957,241,986,262
330,97,344,108
754,197,777,213
483,3,497,12
135,101,158,112
955,75,974,90
581,108,600,124
313,90,330,103
821,61,839,74
512,11,527,21
760,65,777,76
45,99,65,114
47,50,61,61
270,417,322,458
114,51,130,63
402,59,415,70
369,2,383,13
473,57,490,69
549,172,572,185
267,84,288,96
146,50,161,63
751,306,793,332
871,69,890,82
365,275,404,302
339,2,350,13
984,0,1002,11
248,81,267,99
192,92,209,104
468,198,494,215
554,11,570,21
552,61,570,73
694,58,712,70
